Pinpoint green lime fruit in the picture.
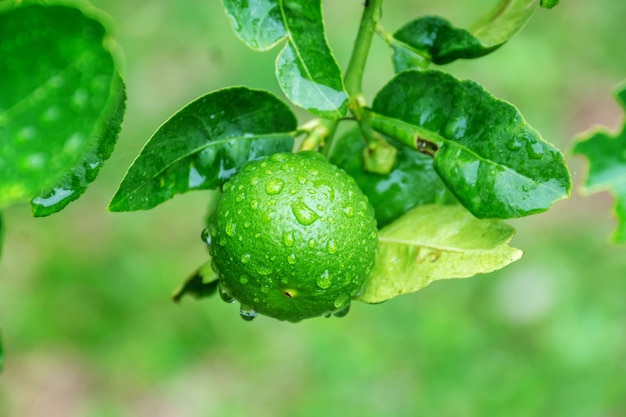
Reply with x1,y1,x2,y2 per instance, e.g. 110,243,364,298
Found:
206,151,378,322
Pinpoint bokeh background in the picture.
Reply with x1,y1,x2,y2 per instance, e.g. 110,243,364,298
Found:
1,0,625,416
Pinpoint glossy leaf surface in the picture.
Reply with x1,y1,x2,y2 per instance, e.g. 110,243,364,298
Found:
109,87,297,212
222,0,347,118
389,0,540,70
275,0,348,119
356,205,522,304
573,85,626,243
221,0,286,51
31,74,126,217
371,70,570,219
392,16,499,68
0,4,120,210
329,127,457,228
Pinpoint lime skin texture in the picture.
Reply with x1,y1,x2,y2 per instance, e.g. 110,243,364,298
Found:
207,151,378,322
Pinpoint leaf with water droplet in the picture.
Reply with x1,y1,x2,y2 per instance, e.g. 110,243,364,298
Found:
109,87,296,212
172,259,219,303
356,205,522,304
0,4,124,212
370,70,571,219
573,83,626,243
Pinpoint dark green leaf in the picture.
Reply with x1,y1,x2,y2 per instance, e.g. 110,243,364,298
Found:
0,4,120,209
275,0,348,119
388,0,539,70
173,260,219,303
356,205,522,304
329,126,457,228
572,84,626,243
31,73,126,217
109,87,297,212
370,70,571,219
392,16,500,67
221,0,286,51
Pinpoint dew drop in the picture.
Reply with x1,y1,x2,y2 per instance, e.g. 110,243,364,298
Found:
265,178,285,195
343,205,355,217
333,303,351,318
225,219,236,237
326,240,338,254
239,305,257,321
334,294,350,309
250,176,260,186
283,231,295,247
256,266,272,276
239,275,249,284
298,176,307,185
317,270,332,289
236,193,245,202
291,199,319,225
250,200,259,210
308,238,317,248
240,253,251,264
218,283,236,303
287,253,297,265
200,227,211,245
505,138,523,151
243,221,251,228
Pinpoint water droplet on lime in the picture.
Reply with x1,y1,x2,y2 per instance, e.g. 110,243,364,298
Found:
283,232,295,247
343,205,355,217
240,253,251,264
308,238,317,248
225,219,236,237
265,178,284,195
239,275,249,284
239,305,257,321
201,227,211,244
317,270,332,289
291,199,319,225
287,253,297,264
256,266,272,276
327,240,338,254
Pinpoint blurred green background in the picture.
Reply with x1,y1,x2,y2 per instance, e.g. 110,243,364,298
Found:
1,0,626,416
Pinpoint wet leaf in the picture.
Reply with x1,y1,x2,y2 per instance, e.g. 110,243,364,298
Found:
356,205,522,304
222,0,347,119
109,87,296,212
329,126,457,228
31,74,126,217
389,0,540,70
0,4,121,210
221,0,286,51
275,0,348,119
173,260,219,303
370,70,571,219
572,84,626,243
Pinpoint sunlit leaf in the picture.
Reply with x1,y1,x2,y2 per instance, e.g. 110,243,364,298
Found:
389,0,543,70
109,87,297,212
370,70,571,219
356,205,522,304
221,0,347,118
572,84,626,243
173,260,219,303
31,73,126,217
0,4,122,210
329,126,457,228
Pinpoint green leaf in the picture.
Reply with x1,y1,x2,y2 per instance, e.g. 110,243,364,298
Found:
172,260,219,303
109,87,297,212
370,70,571,219
470,0,539,48
275,0,348,119
572,85,626,243
329,126,457,228
388,0,540,70
356,205,522,304
31,73,126,217
0,4,121,210
222,0,348,118
221,0,286,51
391,16,500,68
